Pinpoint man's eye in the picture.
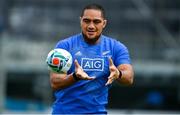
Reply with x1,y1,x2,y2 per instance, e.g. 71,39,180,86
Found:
83,19,90,23
93,20,101,24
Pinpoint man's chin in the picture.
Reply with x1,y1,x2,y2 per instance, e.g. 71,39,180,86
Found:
82,33,100,43
88,36,96,39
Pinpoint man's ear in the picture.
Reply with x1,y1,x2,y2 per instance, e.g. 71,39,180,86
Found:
79,17,82,21
79,17,82,26
103,20,107,28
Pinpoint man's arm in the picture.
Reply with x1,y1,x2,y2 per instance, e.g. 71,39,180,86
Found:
50,60,95,91
50,72,76,91
106,58,134,85
117,64,134,85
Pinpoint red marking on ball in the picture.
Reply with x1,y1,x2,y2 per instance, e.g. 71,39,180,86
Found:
53,58,60,65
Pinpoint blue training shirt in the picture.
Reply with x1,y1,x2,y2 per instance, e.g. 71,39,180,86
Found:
52,33,131,114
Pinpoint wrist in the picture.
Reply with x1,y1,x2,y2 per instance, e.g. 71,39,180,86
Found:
118,70,122,79
73,72,80,81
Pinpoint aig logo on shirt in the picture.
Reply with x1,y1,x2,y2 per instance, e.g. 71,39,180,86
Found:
81,58,104,71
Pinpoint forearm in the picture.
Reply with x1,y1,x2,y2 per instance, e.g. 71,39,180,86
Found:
50,72,77,91
117,64,134,85
117,70,133,85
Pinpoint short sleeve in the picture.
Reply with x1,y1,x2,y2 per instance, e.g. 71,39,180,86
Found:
54,39,72,74
54,39,69,51
113,41,131,66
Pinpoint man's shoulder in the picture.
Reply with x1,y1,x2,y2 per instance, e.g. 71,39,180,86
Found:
102,35,120,43
102,34,117,40
55,33,81,49
56,33,81,46
102,35,127,48
62,33,81,42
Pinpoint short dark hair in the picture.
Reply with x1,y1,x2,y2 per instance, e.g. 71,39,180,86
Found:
81,4,106,19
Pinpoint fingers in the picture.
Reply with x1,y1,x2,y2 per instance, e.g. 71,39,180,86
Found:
76,74,95,80
79,72,95,80
108,57,114,66
74,59,95,80
105,73,114,86
85,76,95,80
105,80,112,86
106,58,119,85
74,59,80,68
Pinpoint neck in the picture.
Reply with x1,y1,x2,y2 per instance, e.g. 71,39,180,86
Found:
82,33,101,45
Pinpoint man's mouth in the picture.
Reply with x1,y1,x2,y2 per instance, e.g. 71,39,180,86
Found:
87,31,96,35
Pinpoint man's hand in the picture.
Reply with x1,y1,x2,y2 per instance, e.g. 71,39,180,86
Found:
74,59,95,80
105,58,120,85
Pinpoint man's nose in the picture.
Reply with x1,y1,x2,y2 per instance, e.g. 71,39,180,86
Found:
88,22,95,29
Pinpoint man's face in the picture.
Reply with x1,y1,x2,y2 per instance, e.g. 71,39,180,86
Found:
80,9,107,42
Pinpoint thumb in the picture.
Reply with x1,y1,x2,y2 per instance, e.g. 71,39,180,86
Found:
108,57,114,66
74,59,80,68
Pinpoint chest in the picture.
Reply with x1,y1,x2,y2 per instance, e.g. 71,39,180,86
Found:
70,45,112,77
